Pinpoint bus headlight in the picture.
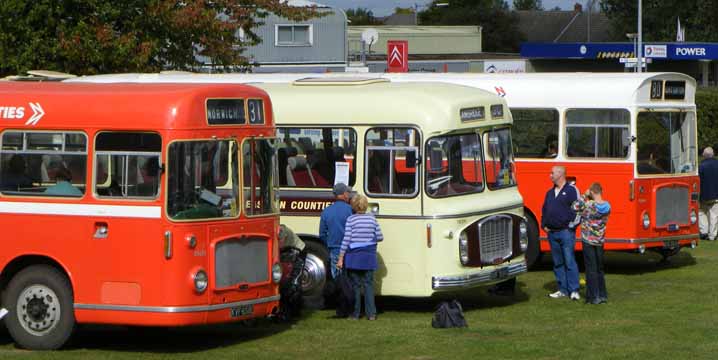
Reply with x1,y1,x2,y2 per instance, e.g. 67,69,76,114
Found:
519,220,529,252
459,231,469,265
642,213,650,229
193,269,208,293
690,210,697,224
272,262,282,283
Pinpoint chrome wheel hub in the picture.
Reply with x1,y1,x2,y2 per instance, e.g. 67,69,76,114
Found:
17,285,61,336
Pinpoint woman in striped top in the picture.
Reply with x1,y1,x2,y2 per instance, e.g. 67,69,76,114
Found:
337,194,383,320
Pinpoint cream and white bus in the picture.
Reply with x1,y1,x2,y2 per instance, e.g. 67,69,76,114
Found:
69,75,529,301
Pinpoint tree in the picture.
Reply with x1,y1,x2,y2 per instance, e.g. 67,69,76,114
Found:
514,0,543,10
600,0,718,42
419,0,524,52
346,7,379,25
0,0,324,76
394,7,416,15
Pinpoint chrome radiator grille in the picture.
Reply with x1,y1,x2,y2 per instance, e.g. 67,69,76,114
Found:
478,215,513,264
215,236,268,288
656,186,689,227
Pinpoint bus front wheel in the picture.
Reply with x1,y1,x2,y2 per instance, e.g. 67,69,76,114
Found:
525,215,542,269
300,241,330,309
2,265,75,350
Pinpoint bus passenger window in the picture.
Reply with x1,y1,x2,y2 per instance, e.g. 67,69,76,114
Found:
510,109,559,158
275,127,357,188
565,109,630,159
365,127,420,197
0,131,87,197
94,132,162,199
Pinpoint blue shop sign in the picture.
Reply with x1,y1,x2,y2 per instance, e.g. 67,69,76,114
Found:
521,42,718,60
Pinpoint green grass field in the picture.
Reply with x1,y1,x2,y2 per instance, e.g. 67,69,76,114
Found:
2,242,717,359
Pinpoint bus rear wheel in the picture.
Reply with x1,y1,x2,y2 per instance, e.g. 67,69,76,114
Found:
3,265,75,350
300,241,329,309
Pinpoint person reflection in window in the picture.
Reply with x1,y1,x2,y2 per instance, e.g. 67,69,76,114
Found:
540,135,559,158
2,155,33,191
136,158,160,196
45,160,82,196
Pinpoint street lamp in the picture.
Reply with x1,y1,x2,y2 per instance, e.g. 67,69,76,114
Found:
626,33,638,72
637,0,643,73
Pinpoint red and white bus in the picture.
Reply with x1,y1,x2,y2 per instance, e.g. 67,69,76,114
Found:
0,82,281,349
384,72,700,266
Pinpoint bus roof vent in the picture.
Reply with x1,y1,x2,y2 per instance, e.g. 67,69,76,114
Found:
292,77,389,86
2,70,77,82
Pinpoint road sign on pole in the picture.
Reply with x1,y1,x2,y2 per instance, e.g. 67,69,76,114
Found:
387,40,409,73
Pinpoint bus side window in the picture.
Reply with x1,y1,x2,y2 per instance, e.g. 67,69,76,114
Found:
0,131,87,197
510,109,560,158
275,127,357,188
565,109,630,159
94,132,162,199
365,127,420,197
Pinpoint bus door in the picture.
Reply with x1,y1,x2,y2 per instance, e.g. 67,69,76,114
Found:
363,127,422,293
91,131,164,305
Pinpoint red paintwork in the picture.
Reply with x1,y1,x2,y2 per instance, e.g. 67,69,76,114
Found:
515,160,699,252
0,82,279,326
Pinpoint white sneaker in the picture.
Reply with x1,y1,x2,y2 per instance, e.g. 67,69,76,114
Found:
548,291,567,298
570,292,581,301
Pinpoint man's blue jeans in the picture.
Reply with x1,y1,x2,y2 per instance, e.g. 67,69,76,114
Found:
548,229,580,294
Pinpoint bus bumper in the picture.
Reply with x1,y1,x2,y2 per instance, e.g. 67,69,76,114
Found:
431,261,527,291
74,294,280,326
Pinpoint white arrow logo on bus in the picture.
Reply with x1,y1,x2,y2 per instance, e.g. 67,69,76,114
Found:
389,46,404,66
25,102,44,126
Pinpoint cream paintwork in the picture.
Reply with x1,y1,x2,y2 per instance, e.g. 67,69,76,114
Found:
67,75,527,297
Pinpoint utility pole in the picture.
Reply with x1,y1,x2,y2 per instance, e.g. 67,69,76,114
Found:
637,0,643,73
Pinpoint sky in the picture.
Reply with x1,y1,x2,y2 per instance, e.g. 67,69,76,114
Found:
316,0,579,17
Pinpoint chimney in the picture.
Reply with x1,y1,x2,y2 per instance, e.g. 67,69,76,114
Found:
574,3,583,12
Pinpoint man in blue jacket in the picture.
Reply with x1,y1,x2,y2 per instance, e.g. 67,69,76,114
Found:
319,183,353,279
542,166,581,300
699,147,718,241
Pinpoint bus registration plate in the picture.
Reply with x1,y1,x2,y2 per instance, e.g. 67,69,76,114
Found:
491,267,509,280
663,240,679,249
230,304,253,318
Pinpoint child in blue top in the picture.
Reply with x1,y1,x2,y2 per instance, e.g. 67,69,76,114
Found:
337,194,383,320
572,182,611,305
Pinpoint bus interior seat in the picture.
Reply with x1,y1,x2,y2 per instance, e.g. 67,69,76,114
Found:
287,156,313,187
277,147,289,185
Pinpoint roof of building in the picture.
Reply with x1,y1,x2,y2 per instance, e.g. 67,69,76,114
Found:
283,0,330,8
378,13,416,26
348,25,481,36
516,10,620,43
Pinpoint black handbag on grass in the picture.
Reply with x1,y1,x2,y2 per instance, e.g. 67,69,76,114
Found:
432,300,468,328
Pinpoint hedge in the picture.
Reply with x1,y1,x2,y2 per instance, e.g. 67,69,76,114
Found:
697,87,718,152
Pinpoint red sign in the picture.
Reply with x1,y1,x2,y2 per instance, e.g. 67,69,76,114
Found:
387,40,409,73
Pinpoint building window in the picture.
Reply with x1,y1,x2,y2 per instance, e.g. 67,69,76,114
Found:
275,25,313,46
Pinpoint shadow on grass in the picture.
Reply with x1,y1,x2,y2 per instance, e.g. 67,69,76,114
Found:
0,312,313,353
531,248,697,276
374,280,531,314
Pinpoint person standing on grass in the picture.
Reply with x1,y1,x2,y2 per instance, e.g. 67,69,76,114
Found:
337,194,383,320
572,182,611,305
319,183,353,279
699,147,718,241
541,165,581,300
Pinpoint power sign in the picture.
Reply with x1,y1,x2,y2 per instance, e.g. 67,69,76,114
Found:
0,102,45,125
387,40,409,73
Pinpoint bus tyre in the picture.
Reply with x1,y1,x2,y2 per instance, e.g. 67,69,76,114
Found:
300,241,329,310
3,265,75,350
525,216,542,269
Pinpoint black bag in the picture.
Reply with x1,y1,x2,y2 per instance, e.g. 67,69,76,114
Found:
334,272,355,318
432,300,468,328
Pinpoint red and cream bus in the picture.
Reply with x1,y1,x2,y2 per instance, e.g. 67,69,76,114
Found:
0,82,280,349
